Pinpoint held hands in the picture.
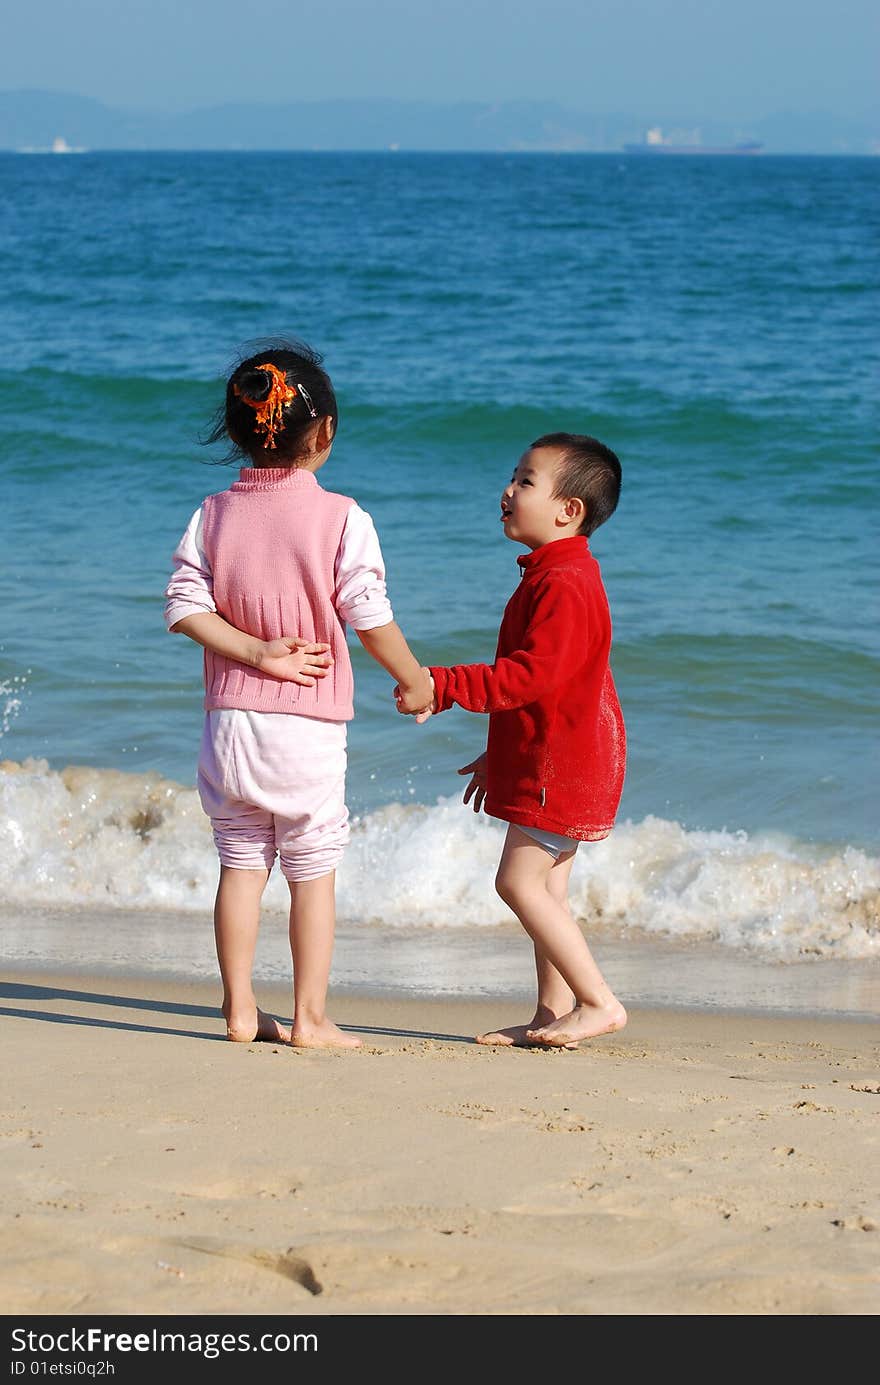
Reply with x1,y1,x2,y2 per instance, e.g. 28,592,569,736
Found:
458,752,488,813
257,639,333,686
393,667,436,724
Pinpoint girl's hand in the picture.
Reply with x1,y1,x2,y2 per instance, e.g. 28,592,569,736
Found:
394,668,436,724
458,752,488,813
258,639,333,685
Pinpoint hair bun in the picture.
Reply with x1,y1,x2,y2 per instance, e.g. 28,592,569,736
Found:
236,367,274,402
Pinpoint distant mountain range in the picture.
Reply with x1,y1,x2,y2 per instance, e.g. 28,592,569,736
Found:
1,90,876,154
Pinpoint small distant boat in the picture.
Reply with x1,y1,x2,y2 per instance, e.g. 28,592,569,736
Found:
50,136,87,154
16,135,88,155
623,126,762,156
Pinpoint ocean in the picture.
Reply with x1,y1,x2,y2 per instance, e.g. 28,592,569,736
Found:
1,151,878,1011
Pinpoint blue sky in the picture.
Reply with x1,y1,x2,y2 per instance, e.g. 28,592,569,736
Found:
2,0,877,119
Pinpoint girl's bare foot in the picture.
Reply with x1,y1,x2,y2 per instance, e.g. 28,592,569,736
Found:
292,1017,363,1049
225,1007,291,1044
526,1000,627,1048
476,1003,577,1049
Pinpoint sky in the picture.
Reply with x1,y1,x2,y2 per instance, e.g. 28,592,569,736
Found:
1,0,877,121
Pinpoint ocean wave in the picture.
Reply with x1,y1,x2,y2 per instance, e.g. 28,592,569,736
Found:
0,372,808,446
1,759,877,960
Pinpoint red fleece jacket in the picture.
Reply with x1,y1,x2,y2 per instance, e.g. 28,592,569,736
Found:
429,536,626,841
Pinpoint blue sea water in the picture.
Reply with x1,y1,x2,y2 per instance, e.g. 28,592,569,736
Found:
1,151,878,972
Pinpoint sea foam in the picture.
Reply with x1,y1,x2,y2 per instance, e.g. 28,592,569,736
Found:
1,759,877,961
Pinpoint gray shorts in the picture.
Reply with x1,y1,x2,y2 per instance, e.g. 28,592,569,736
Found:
517,824,580,859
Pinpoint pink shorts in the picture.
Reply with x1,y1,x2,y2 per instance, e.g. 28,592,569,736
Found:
197,710,349,882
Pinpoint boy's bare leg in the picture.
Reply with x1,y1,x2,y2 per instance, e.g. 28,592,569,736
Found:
214,865,291,1042
289,873,362,1049
476,853,575,1046
494,827,626,1047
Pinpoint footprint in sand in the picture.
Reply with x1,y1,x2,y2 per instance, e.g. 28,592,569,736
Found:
437,1101,591,1133
179,1236,323,1293
176,1176,300,1201
830,1216,876,1232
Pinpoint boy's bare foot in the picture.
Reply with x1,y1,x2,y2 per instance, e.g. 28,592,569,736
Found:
476,1004,577,1049
225,1008,291,1044
292,1018,363,1049
526,1000,627,1048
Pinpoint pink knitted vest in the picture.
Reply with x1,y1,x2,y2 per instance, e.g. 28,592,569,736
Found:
200,466,355,720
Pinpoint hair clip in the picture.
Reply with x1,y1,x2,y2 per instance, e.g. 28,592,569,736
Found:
296,383,318,419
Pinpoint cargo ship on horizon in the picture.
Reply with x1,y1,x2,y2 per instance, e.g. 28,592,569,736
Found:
623,126,763,155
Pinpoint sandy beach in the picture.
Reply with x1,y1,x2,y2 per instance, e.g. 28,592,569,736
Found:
2,968,878,1316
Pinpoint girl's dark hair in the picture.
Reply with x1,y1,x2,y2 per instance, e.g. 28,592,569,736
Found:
204,338,337,465
532,432,622,536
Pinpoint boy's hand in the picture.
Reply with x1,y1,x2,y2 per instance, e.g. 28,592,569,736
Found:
458,752,488,812
394,668,436,724
258,639,333,686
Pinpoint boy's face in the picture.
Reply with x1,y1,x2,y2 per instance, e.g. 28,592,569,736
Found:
500,447,579,550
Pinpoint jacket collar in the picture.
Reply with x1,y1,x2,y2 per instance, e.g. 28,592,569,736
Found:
516,535,590,574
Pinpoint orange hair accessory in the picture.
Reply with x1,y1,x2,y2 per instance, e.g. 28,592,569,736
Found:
233,362,297,449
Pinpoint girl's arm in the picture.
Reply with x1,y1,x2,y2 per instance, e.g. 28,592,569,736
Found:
356,623,433,710
335,506,434,713
170,612,331,685
165,508,331,684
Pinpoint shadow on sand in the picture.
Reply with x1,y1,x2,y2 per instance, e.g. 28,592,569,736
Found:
0,981,477,1045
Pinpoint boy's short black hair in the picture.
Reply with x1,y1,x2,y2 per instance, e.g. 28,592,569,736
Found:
532,432,622,536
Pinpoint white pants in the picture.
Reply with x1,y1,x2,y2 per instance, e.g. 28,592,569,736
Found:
197,710,350,882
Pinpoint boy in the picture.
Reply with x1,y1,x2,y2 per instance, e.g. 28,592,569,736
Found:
396,433,626,1048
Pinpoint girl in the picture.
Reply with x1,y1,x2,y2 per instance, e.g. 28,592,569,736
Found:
164,340,433,1048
